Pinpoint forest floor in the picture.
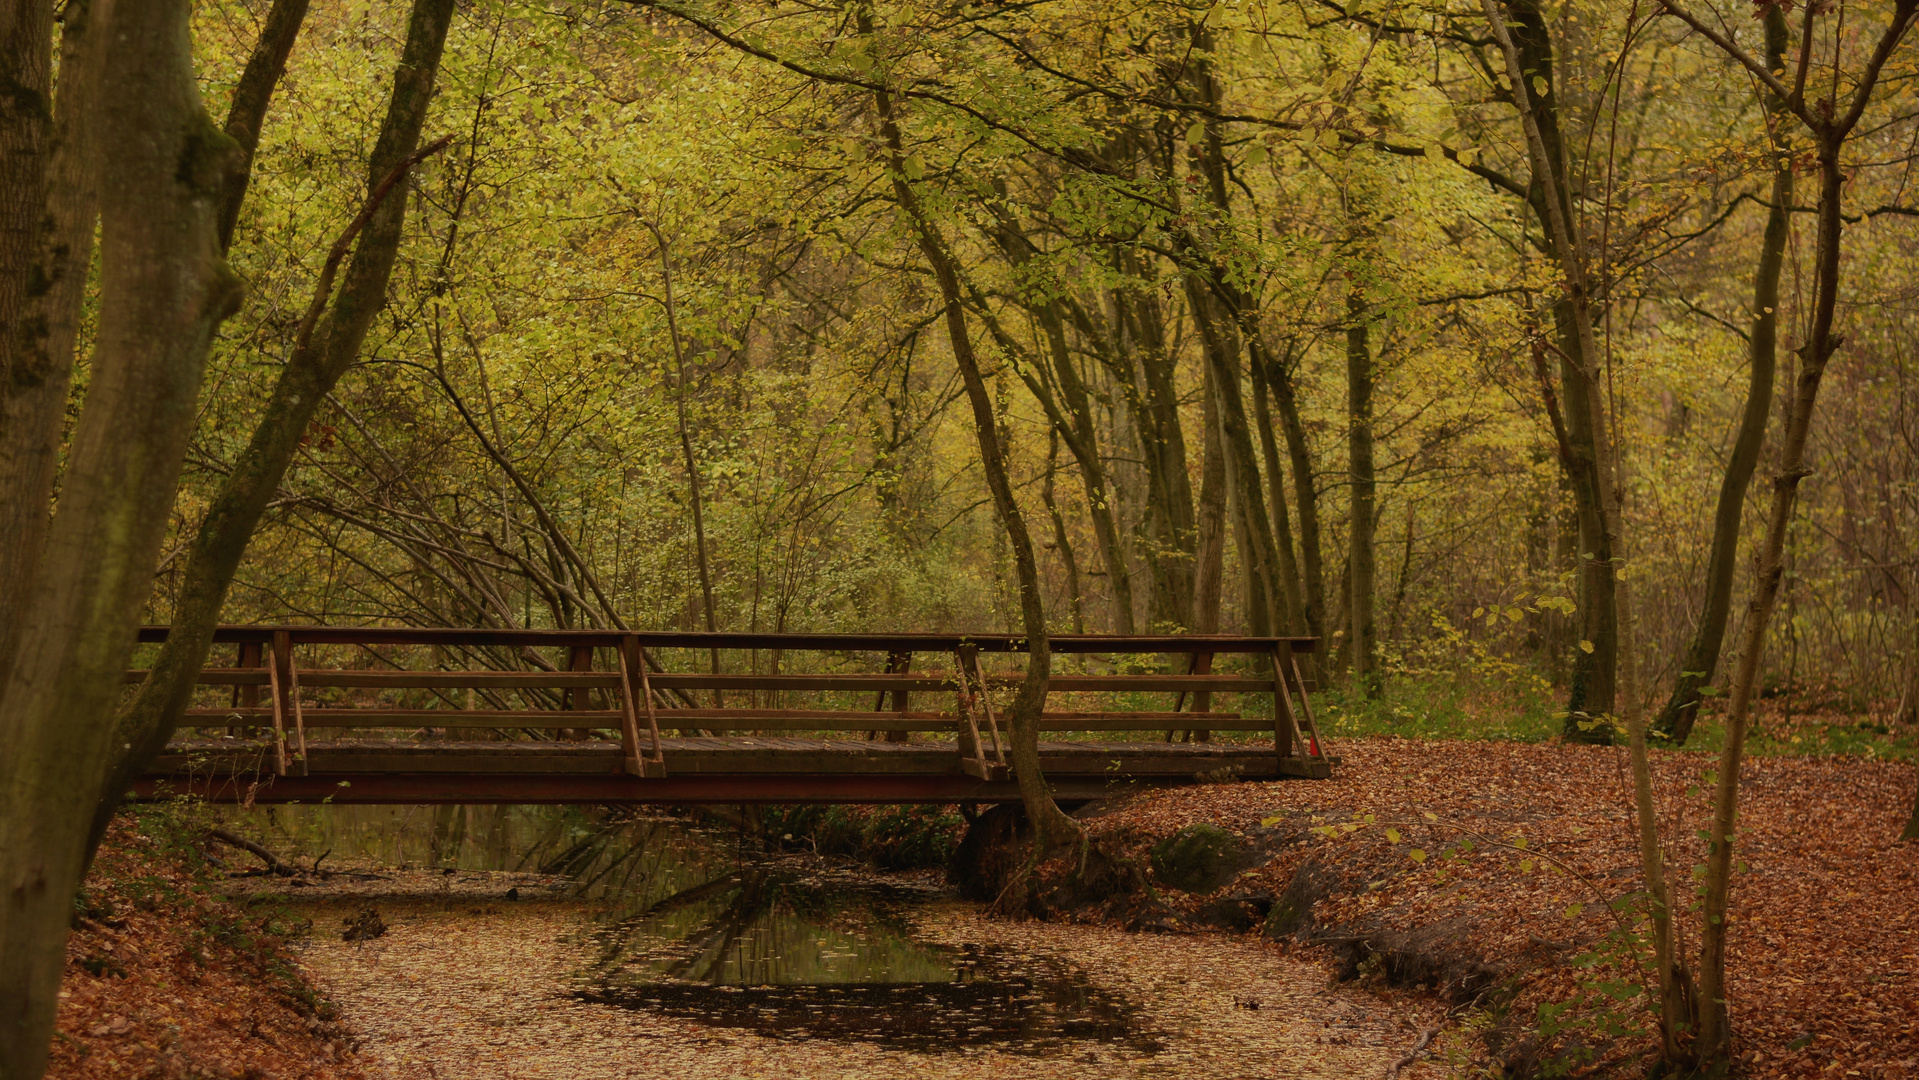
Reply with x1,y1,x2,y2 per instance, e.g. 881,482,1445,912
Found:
46,723,1918,1079
45,814,369,1080
1064,735,1918,1079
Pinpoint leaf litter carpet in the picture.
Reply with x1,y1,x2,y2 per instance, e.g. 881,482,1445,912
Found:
291,891,1435,1079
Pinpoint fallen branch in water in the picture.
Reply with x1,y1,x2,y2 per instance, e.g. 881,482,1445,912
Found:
207,828,295,876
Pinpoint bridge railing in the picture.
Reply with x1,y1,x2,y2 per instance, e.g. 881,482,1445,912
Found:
131,627,1328,781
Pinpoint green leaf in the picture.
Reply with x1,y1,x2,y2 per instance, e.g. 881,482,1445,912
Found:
1422,811,1438,822
1531,74,1550,98
901,155,924,180
1578,639,1595,654
1185,122,1207,146
1520,859,1535,872
843,49,874,71
1563,902,1584,919
1408,848,1427,863
1261,814,1286,827
1244,143,1269,166
1385,828,1400,843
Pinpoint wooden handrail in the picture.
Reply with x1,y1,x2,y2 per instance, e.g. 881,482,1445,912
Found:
138,625,1316,654
133,668,1292,693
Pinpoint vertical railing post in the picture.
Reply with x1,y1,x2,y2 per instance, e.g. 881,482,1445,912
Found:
267,631,293,777
233,639,264,737
871,650,911,742
1271,644,1305,760
1189,651,1215,743
1285,644,1328,760
560,643,592,741
618,634,665,777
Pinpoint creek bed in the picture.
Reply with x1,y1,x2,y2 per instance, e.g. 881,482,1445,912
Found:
231,807,1431,1078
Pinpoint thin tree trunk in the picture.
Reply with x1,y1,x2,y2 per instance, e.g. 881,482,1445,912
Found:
90,0,452,848
1176,22,1290,638
1097,273,1196,630
1268,349,1325,642
0,0,245,1070
1042,430,1086,633
1689,9,1915,1037
647,221,723,688
1903,764,1919,842
980,211,1136,633
1346,286,1379,697
1194,360,1227,634
865,21,1078,852
215,0,310,250
1656,8,1790,744
1486,0,1673,1050
1250,346,1304,631
1511,0,1618,738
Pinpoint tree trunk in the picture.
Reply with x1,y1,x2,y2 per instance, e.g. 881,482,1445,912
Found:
1098,270,1196,631
1249,344,1305,631
215,0,310,250
1193,359,1227,634
0,0,94,680
1656,8,1790,744
865,26,1078,852
1486,0,1672,1050
1187,278,1290,636
91,0,452,844
1268,347,1326,643
1041,430,1086,633
0,0,245,1071
1347,289,1380,698
1903,771,1919,843
1505,0,1619,740
1696,143,1848,1059
1177,22,1290,638
980,209,1136,633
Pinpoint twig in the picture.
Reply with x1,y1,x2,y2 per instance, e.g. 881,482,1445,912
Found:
1387,1026,1438,1077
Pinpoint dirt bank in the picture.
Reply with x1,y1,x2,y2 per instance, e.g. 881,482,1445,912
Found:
46,814,367,1080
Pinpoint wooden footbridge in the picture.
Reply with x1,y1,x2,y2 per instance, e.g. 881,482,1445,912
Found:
132,627,1332,805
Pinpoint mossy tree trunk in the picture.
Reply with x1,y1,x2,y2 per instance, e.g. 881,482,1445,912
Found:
0,0,245,1072
89,0,456,849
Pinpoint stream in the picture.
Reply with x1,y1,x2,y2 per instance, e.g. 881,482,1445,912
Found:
229,804,1428,1079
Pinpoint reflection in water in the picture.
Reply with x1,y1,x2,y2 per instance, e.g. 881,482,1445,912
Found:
582,864,1161,1054
251,805,1160,1054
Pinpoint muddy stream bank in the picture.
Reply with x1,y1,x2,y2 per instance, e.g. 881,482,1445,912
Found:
229,805,1437,1079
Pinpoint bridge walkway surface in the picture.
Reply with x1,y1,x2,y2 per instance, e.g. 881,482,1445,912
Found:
132,627,1334,805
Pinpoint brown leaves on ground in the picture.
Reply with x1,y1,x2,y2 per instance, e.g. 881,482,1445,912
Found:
47,815,370,1080
1073,736,1919,1078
